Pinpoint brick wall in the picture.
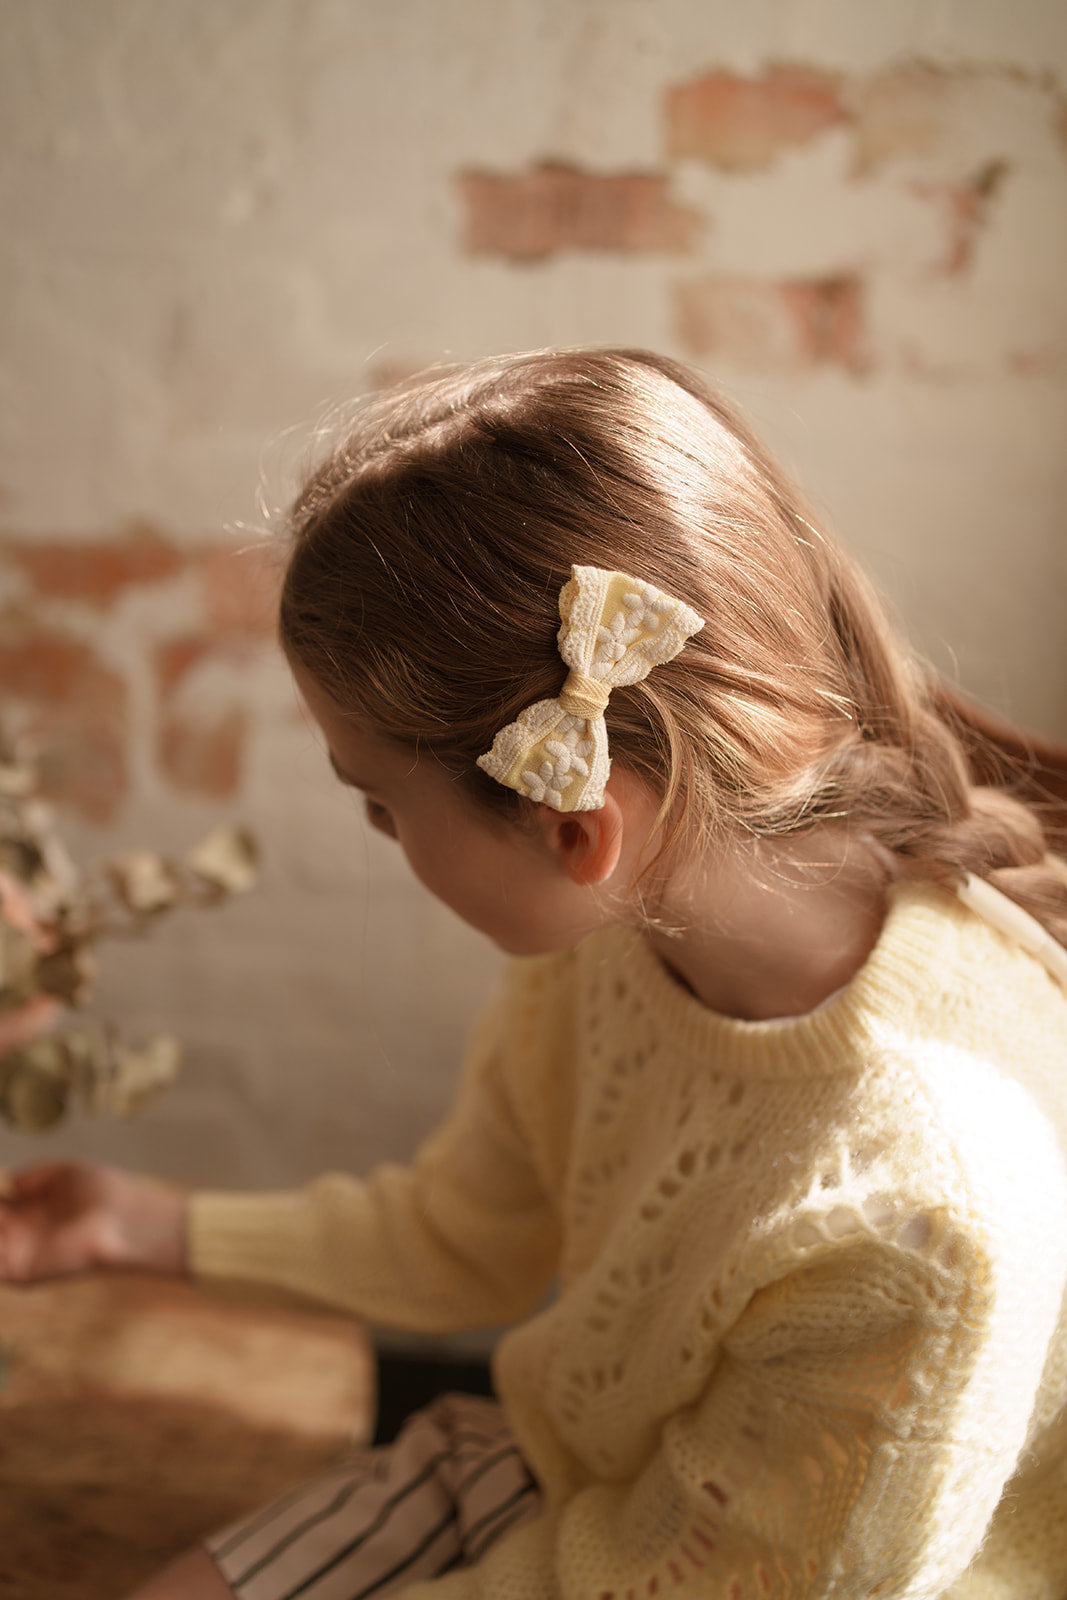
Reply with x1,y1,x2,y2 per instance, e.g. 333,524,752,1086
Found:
1,2,1064,1208
1,534,276,821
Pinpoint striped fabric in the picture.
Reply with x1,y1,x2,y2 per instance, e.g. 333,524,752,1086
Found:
204,1394,541,1599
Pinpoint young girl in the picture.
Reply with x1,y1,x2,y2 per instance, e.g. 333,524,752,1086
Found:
3,347,1067,1600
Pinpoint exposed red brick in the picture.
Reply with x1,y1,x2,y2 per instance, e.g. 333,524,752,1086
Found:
940,185,985,275
676,274,869,375
851,64,952,174
156,636,215,701
913,161,1008,274
200,544,281,639
665,67,844,171
3,524,184,608
1005,348,1060,376
677,277,789,369
0,622,127,821
458,163,702,261
155,635,249,799
681,281,780,371
158,708,246,799
779,276,868,372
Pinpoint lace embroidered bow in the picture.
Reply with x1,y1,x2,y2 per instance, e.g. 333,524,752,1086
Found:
477,565,705,812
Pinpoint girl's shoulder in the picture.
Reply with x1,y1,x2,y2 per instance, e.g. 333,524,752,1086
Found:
865,876,1067,1055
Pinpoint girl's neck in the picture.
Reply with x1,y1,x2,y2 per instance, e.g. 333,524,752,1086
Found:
644,829,894,1022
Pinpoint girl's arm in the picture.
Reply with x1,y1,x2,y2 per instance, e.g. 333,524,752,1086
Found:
188,1113,559,1330
188,989,564,1330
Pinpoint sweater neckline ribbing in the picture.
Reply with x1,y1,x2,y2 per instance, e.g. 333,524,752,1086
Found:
594,879,965,1077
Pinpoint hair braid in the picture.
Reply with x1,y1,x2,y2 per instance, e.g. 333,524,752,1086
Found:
801,610,1067,943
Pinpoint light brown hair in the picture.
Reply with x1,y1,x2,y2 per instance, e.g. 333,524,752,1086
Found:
280,347,1067,943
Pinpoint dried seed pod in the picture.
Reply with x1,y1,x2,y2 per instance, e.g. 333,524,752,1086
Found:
1,1038,71,1131
186,826,259,896
0,761,36,799
104,1034,182,1117
109,850,180,914
5,1070,69,1130
0,837,45,884
35,940,96,1005
0,922,39,1008
62,1027,105,1105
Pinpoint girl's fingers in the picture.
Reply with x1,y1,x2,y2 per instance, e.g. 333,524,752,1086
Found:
8,1162,84,1199
0,1203,97,1281
0,1165,102,1282
7,1164,63,1195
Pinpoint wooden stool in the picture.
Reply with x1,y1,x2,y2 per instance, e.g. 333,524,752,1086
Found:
0,1271,376,1600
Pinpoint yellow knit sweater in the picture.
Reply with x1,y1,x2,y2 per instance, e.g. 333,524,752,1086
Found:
191,882,1067,1599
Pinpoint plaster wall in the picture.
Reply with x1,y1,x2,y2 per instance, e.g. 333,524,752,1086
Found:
1,3,1064,1248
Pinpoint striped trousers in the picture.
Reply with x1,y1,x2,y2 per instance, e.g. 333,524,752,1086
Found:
204,1394,541,1600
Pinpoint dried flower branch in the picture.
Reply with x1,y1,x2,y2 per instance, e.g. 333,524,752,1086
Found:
0,734,258,1132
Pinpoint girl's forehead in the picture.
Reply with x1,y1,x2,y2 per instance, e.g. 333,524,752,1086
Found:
293,666,402,778
294,667,448,802
330,732,423,793
322,719,421,792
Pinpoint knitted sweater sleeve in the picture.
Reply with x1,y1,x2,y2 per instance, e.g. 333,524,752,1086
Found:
188,988,563,1331
408,1228,997,1600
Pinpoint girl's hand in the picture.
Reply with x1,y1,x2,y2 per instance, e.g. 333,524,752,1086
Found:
0,1161,190,1282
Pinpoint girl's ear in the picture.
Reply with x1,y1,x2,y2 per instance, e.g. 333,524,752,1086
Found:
538,795,625,887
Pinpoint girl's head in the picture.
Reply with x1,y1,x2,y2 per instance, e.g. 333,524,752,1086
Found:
281,347,1066,938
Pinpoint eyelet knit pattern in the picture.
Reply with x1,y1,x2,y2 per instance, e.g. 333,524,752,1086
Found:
191,882,1067,1600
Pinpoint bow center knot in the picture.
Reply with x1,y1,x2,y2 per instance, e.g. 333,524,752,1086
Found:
558,671,612,719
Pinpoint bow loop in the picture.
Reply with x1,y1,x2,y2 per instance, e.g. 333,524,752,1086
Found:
477,566,704,812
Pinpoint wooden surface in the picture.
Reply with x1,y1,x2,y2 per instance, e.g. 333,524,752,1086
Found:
0,1271,375,1599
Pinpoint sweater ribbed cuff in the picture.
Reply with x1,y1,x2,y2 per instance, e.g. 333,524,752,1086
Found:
189,1187,325,1292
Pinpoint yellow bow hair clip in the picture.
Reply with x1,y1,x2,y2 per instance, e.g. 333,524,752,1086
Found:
477,565,705,812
